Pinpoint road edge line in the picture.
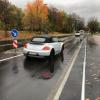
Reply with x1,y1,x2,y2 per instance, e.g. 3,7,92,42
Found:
81,40,87,100
0,54,23,62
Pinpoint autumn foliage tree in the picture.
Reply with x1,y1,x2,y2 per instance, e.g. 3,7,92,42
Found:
0,0,87,34
23,0,48,32
0,0,23,33
0,0,11,35
48,7,68,32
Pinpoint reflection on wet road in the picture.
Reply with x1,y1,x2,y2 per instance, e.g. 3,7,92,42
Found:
0,38,78,100
60,36,100,100
2,35,100,100
86,36,100,100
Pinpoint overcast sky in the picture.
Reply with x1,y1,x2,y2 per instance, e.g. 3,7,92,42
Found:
9,0,100,21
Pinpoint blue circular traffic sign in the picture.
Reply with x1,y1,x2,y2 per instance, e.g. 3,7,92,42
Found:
11,29,19,38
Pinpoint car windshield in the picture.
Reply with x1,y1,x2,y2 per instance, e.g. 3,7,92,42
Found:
31,37,46,43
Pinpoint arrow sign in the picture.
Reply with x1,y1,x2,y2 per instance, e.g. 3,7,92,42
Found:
11,29,19,38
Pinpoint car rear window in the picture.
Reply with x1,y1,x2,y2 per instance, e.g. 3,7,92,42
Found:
31,37,46,43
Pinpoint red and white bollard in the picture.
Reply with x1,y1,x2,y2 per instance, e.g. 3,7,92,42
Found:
13,40,18,48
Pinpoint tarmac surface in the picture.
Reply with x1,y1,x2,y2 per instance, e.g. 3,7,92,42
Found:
60,35,100,100
0,35,100,100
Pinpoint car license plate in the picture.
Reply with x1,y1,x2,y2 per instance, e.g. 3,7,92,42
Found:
29,52,37,55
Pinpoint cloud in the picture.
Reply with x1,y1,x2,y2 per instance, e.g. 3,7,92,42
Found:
9,0,100,21
49,0,100,21
45,0,85,6
9,0,33,8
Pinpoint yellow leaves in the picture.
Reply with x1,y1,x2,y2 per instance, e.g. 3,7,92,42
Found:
25,0,48,21
23,0,48,30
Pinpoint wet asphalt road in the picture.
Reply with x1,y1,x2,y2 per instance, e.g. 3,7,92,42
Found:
0,37,78,100
0,35,100,100
60,36,100,100
86,37,100,100
60,39,85,100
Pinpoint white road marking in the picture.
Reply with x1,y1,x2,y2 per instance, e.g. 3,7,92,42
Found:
47,41,83,100
0,54,23,62
81,40,87,100
4,51,23,54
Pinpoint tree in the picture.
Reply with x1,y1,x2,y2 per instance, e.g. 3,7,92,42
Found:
8,5,24,30
23,0,48,32
65,15,74,33
70,13,85,31
48,7,69,32
87,18,100,33
0,0,24,31
48,7,58,31
0,20,3,29
55,11,68,32
0,0,11,36
48,9,85,33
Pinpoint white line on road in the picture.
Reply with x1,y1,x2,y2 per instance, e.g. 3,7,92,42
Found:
0,54,23,62
81,40,87,100
47,41,83,100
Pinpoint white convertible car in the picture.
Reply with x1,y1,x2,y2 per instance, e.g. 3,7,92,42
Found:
23,35,64,59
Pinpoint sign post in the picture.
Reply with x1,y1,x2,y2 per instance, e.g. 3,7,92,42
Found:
10,29,19,73
11,29,19,55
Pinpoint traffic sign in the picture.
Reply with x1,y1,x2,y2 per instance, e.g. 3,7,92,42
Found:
11,29,19,38
13,40,18,48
